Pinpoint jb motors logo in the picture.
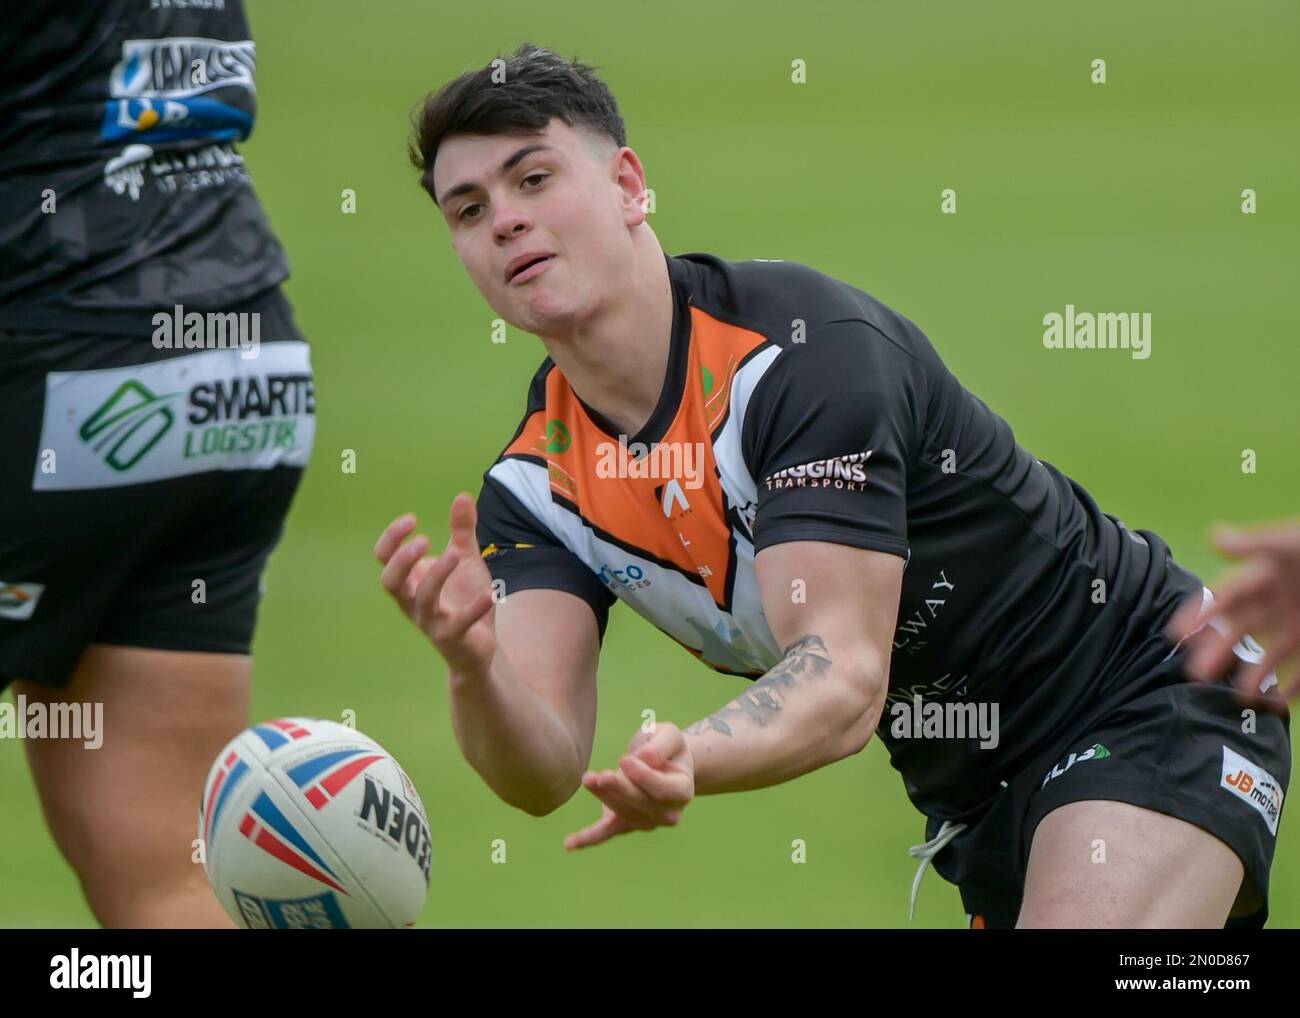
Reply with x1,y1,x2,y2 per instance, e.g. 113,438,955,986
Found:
1221,745,1283,835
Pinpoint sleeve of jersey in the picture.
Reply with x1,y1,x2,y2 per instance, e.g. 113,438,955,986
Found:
475,472,618,644
741,320,920,559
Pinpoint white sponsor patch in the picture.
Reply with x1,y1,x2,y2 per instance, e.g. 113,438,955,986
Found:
1221,745,1283,836
111,38,256,100
761,450,872,491
33,342,314,491
0,582,44,621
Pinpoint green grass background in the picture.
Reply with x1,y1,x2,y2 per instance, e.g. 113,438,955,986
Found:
3,0,1296,927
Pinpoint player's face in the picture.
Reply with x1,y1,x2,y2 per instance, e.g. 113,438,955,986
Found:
434,119,638,335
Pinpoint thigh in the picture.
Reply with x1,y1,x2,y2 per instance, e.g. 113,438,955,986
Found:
1018,799,1242,927
1016,669,1289,927
942,651,1290,929
17,645,250,898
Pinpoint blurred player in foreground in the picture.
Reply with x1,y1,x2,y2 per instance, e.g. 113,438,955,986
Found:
0,2,313,926
378,44,1289,928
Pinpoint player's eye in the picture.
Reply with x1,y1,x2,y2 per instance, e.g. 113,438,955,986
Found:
457,174,545,223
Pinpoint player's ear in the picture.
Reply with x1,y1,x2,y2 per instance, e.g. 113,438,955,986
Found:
612,147,648,227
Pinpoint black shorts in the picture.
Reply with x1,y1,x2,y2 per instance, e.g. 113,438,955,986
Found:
0,290,315,689
919,647,1292,928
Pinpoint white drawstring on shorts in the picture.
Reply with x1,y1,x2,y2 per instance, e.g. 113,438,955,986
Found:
907,820,967,922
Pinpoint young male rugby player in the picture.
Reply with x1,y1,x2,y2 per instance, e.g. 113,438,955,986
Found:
378,43,1290,928
1,2,314,927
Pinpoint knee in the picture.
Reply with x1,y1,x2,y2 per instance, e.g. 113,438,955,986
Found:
80,858,218,929
41,796,212,927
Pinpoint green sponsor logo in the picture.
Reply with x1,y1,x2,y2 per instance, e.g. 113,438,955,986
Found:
182,419,299,459
1042,742,1111,789
546,418,571,453
701,365,714,396
79,380,180,472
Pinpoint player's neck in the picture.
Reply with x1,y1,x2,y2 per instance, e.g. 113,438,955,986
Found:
541,236,673,439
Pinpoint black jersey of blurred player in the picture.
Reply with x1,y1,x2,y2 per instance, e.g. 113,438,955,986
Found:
475,252,1203,819
0,0,288,334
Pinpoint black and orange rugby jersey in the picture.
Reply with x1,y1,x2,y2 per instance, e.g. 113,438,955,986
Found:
476,252,1202,817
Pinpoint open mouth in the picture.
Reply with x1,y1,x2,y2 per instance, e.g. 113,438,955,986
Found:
508,255,554,283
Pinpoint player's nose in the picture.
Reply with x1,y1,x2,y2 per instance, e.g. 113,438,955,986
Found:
492,202,531,245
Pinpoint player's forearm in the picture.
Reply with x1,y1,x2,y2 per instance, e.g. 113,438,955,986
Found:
684,634,885,795
447,650,582,816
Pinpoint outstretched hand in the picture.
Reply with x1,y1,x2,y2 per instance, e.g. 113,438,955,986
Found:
564,722,695,851
375,492,499,677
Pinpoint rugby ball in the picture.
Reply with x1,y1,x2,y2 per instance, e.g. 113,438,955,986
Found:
199,718,431,929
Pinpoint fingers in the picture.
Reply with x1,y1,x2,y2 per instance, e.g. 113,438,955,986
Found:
1168,564,1271,651
564,808,632,852
634,723,686,770
412,548,461,631
410,548,495,659
1181,625,1294,717
375,513,417,564
1180,563,1283,682
379,533,430,611
1223,679,1291,722
439,588,496,645
619,754,690,809
569,724,693,849
582,768,663,825
1234,634,1299,699
1212,525,1252,559
1185,621,1248,682
448,492,479,555
400,554,433,604
1205,559,1279,625
1176,520,1300,643
1214,523,1300,560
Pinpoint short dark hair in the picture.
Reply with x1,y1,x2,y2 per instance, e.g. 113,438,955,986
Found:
409,42,628,206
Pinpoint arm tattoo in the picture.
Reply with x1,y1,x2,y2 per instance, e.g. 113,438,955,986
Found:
684,634,833,738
